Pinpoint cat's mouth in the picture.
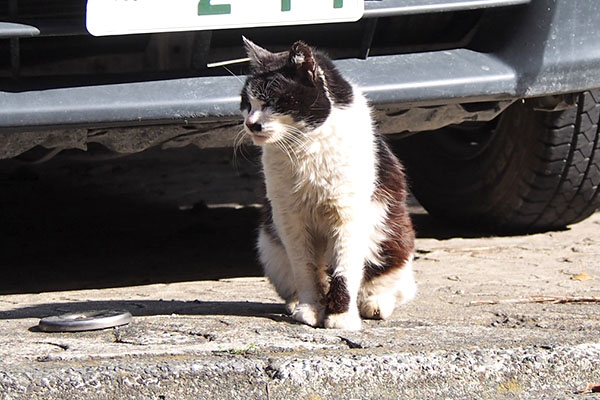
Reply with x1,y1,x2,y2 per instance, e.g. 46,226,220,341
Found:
249,131,272,144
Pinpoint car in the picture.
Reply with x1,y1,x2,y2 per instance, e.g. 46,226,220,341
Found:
1,0,599,232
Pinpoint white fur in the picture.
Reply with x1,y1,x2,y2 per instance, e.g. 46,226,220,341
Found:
359,255,417,319
324,311,362,331
257,228,297,312
250,87,415,330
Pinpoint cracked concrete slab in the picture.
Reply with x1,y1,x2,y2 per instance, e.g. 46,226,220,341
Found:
1,147,599,399
2,210,600,399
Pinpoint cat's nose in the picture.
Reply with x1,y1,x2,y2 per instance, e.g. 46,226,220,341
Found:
245,122,262,133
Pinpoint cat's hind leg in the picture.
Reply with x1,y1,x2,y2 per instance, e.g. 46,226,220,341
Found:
257,227,297,313
359,255,416,320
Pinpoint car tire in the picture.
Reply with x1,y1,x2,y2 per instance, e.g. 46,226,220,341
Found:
397,90,600,232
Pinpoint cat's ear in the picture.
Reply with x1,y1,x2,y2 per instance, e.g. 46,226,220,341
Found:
289,41,319,86
243,36,285,73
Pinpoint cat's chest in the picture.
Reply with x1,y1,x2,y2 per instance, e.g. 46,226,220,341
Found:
265,152,339,202
262,138,376,209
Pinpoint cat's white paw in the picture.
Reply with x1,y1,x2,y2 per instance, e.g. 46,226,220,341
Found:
285,300,298,315
292,303,321,327
359,293,396,320
324,312,362,331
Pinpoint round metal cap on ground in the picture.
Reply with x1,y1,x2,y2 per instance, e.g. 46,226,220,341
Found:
38,310,132,332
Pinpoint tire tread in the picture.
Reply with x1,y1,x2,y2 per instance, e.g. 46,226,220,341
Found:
528,91,600,228
400,89,600,232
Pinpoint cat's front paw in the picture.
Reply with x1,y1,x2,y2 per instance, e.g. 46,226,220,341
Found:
292,303,322,327
285,300,298,315
324,312,362,331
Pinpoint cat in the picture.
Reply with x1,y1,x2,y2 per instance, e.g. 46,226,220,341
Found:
240,38,416,330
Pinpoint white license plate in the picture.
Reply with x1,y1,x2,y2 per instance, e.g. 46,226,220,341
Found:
86,0,364,37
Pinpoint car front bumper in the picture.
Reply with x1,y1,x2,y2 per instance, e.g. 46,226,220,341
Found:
0,0,599,132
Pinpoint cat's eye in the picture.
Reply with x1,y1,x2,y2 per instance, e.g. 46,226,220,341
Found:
263,98,278,109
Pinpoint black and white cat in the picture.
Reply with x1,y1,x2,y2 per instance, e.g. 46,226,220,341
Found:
240,38,416,330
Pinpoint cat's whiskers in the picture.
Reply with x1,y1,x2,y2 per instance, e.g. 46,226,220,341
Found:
273,139,298,167
278,129,305,152
281,129,304,147
221,65,245,86
280,141,302,166
232,129,244,167
278,127,313,167
281,131,304,156
234,126,247,148
282,123,305,136
281,124,315,154
233,126,251,167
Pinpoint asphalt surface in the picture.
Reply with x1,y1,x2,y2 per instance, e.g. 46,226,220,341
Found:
1,146,599,399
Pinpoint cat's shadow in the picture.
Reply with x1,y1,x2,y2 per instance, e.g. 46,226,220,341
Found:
0,299,292,332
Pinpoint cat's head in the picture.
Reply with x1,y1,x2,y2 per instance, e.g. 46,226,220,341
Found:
240,38,352,146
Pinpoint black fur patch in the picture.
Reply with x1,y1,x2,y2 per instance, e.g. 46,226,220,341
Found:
260,196,280,244
315,54,353,107
240,89,250,113
363,135,415,281
326,275,350,314
257,180,281,244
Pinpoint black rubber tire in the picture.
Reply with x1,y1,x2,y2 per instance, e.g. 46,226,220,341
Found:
397,90,600,232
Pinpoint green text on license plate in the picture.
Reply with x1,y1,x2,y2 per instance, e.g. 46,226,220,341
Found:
86,0,364,36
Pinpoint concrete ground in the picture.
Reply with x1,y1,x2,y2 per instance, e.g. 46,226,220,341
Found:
1,146,599,399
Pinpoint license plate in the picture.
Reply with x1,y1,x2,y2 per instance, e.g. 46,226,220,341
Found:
86,0,364,36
